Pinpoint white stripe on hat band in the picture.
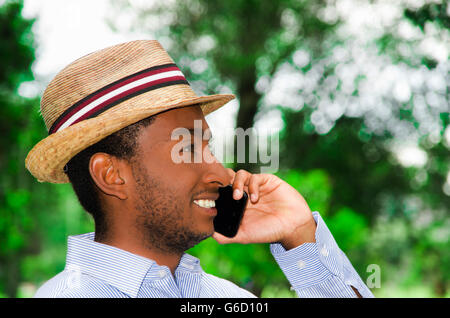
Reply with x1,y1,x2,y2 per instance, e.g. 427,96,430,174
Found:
56,70,185,133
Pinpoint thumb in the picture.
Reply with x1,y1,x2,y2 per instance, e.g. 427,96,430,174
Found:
212,231,239,245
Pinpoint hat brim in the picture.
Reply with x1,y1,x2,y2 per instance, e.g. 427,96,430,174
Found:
25,92,234,183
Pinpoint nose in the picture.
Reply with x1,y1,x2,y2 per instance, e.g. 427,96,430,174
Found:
201,150,232,187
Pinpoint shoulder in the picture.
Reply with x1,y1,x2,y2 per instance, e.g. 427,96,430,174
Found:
33,270,127,298
200,272,256,298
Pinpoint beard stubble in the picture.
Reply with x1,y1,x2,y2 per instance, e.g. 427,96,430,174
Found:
132,161,211,255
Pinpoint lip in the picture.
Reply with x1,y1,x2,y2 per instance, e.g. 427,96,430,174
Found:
193,204,217,216
193,194,219,201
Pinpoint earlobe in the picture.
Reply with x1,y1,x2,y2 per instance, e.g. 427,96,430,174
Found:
90,153,128,200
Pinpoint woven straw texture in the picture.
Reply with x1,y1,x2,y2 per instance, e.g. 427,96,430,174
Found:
25,40,234,183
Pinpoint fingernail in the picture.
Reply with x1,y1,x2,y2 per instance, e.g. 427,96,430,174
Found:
233,189,241,199
251,194,257,202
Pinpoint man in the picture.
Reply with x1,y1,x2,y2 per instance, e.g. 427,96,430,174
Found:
26,40,374,298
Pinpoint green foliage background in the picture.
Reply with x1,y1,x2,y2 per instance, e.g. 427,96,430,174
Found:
0,0,449,298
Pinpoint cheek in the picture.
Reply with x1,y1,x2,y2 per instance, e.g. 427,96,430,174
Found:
163,158,203,185
156,147,205,197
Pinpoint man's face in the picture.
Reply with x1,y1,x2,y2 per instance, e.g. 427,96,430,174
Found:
129,105,230,254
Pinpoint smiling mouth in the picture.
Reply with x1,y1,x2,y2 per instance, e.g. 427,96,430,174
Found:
193,199,217,216
193,199,216,208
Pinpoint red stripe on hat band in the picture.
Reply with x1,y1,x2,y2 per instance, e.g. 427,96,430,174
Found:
49,64,187,134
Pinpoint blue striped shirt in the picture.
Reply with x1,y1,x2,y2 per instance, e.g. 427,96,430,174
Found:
34,212,374,298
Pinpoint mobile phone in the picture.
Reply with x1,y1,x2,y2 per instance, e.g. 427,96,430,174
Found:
213,185,248,238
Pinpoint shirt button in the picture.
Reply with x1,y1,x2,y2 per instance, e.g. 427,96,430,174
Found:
320,247,329,257
158,270,166,278
297,260,306,269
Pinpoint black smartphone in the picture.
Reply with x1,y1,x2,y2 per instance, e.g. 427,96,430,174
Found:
213,185,248,238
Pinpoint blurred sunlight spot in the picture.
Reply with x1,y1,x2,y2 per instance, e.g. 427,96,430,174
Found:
205,98,239,136
18,81,40,99
444,126,450,149
311,110,334,135
129,0,158,7
420,37,449,63
426,72,447,93
318,6,339,24
393,80,411,103
254,109,284,135
409,68,425,89
17,282,37,298
190,58,208,74
430,225,450,242
443,183,450,196
22,0,147,79
265,63,305,111
255,75,271,94
443,171,450,196
292,50,310,68
324,102,345,122
425,91,445,110
394,144,428,167
397,19,422,40
188,35,216,55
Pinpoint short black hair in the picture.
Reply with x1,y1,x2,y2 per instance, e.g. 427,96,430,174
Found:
65,116,155,235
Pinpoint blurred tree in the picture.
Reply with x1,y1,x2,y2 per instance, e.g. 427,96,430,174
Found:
398,1,449,296
279,109,410,222
0,0,37,297
0,0,93,298
405,1,449,32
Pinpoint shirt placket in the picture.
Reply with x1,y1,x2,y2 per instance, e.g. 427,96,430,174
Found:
141,266,182,298
175,269,201,298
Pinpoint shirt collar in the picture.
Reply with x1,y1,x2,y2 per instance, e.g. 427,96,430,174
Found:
65,232,155,298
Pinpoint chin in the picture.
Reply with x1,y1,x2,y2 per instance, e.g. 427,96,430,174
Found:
183,231,212,251
193,216,215,236
197,225,215,240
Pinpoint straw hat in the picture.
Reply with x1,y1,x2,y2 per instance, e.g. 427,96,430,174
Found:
25,40,235,184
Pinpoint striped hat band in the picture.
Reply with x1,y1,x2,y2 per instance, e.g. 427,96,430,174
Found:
49,63,188,134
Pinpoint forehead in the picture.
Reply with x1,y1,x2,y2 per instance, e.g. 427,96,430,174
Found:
140,105,210,144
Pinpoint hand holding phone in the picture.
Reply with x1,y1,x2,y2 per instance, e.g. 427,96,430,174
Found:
213,185,248,238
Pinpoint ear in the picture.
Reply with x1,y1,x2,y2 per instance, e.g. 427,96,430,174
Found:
89,153,129,200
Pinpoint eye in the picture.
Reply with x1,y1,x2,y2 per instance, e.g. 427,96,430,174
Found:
180,139,215,155
207,139,215,155
181,144,195,153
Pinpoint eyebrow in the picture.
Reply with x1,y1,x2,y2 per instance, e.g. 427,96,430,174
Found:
169,128,213,141
188,128,212,141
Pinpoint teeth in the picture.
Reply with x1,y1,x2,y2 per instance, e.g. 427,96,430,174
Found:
193,199,216,208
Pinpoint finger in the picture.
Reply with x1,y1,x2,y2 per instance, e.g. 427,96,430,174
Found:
212,231,238,245
225,168,236,185
232,169,251,200
247,174,261,203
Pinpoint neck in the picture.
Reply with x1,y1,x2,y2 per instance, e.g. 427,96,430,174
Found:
94,230,183,275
